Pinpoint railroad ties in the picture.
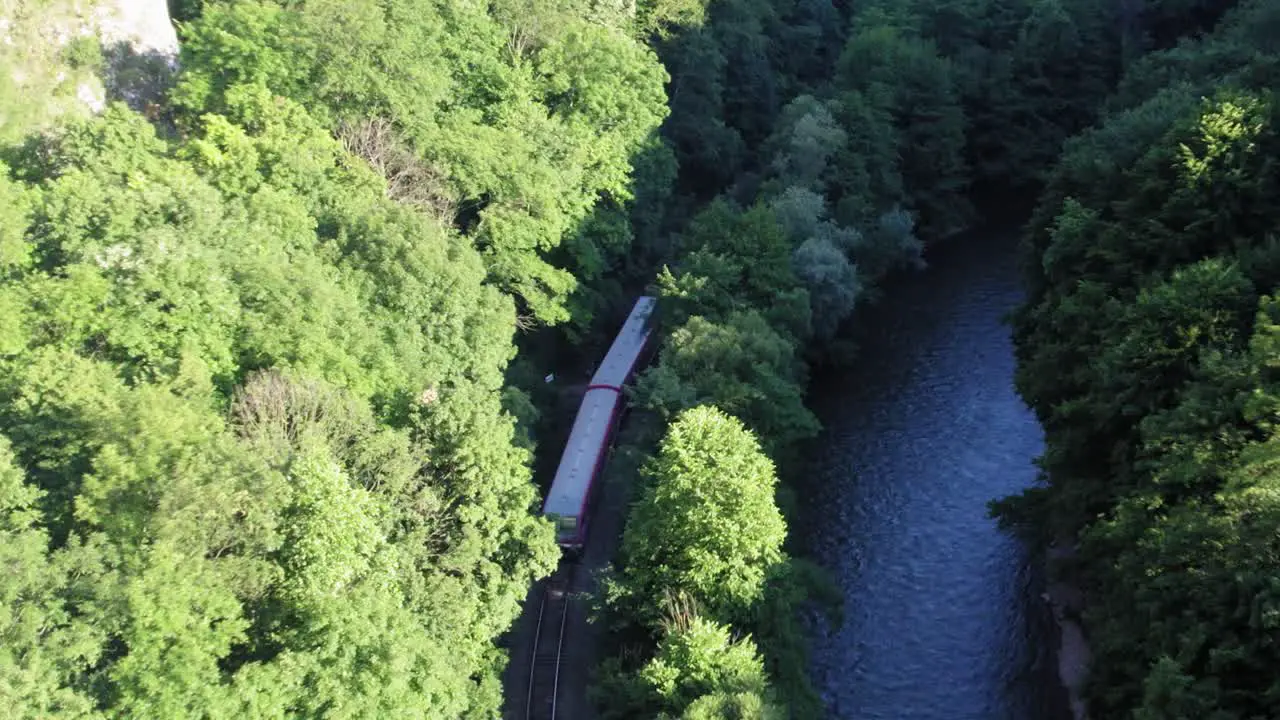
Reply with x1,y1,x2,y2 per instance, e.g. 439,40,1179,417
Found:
525,560,576,720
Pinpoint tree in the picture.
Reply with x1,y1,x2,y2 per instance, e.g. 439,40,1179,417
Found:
0,436,101,720
0,85,556,717
764,95,845,192
1000,4,1280,714
618,406,787,626
661,28,745,196
835,18,973,239
175,0,669,325
641,613,783,719
792,235,861,340
636,313,820,456
659,200,812,342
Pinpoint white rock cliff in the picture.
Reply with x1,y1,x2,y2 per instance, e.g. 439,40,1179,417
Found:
0,0,177,136
96,0,179,57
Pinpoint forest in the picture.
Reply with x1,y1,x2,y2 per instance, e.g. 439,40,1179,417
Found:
1004,0,1280,717
0,0,1273,718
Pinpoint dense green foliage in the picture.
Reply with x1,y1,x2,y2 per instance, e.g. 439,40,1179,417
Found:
617,407,787,628
600,408,794,718
598,0,1167,716
175,0,669,326
1005,0,1280,716
5,0,1264,716
637,613,784,719
0,88,561,715
0,0,678,712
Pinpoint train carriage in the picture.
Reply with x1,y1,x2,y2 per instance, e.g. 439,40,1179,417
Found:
542,296,657,551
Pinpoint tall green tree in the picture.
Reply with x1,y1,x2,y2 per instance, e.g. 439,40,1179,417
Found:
640,614,783,719
636,313,819,457
618,406,787,627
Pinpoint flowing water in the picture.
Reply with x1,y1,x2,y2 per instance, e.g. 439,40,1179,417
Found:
802,228,1058,720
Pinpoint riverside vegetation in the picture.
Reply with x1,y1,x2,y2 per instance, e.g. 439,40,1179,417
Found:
1001,1,1280,717
0,0,1267,718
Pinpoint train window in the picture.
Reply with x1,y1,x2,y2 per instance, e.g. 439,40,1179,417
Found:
560,516,578,532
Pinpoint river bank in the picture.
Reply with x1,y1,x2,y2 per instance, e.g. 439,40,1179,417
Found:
1043,542,1090,720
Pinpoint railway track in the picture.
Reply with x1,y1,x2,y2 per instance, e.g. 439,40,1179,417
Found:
525,561,576,720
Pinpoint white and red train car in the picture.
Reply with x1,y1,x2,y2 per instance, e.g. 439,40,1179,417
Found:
542,296,658,552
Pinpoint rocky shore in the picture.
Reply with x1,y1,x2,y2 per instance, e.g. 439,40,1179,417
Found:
1043,542,1090,720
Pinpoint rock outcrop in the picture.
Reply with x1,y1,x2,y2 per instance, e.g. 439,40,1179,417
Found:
0,0,177,138
1045,541,1090,720
94,0,179,57
93,0,180,111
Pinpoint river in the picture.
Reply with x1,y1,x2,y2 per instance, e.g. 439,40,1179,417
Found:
801,227,1058,719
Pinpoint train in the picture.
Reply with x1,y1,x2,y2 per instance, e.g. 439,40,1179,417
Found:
541,296,658,552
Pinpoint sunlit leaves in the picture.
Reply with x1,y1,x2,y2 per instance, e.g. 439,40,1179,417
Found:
0,85,554,715
637,313,819,455
619,407,787,626
177,0,669,325
1178,94,1268,184
640,615,781,718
